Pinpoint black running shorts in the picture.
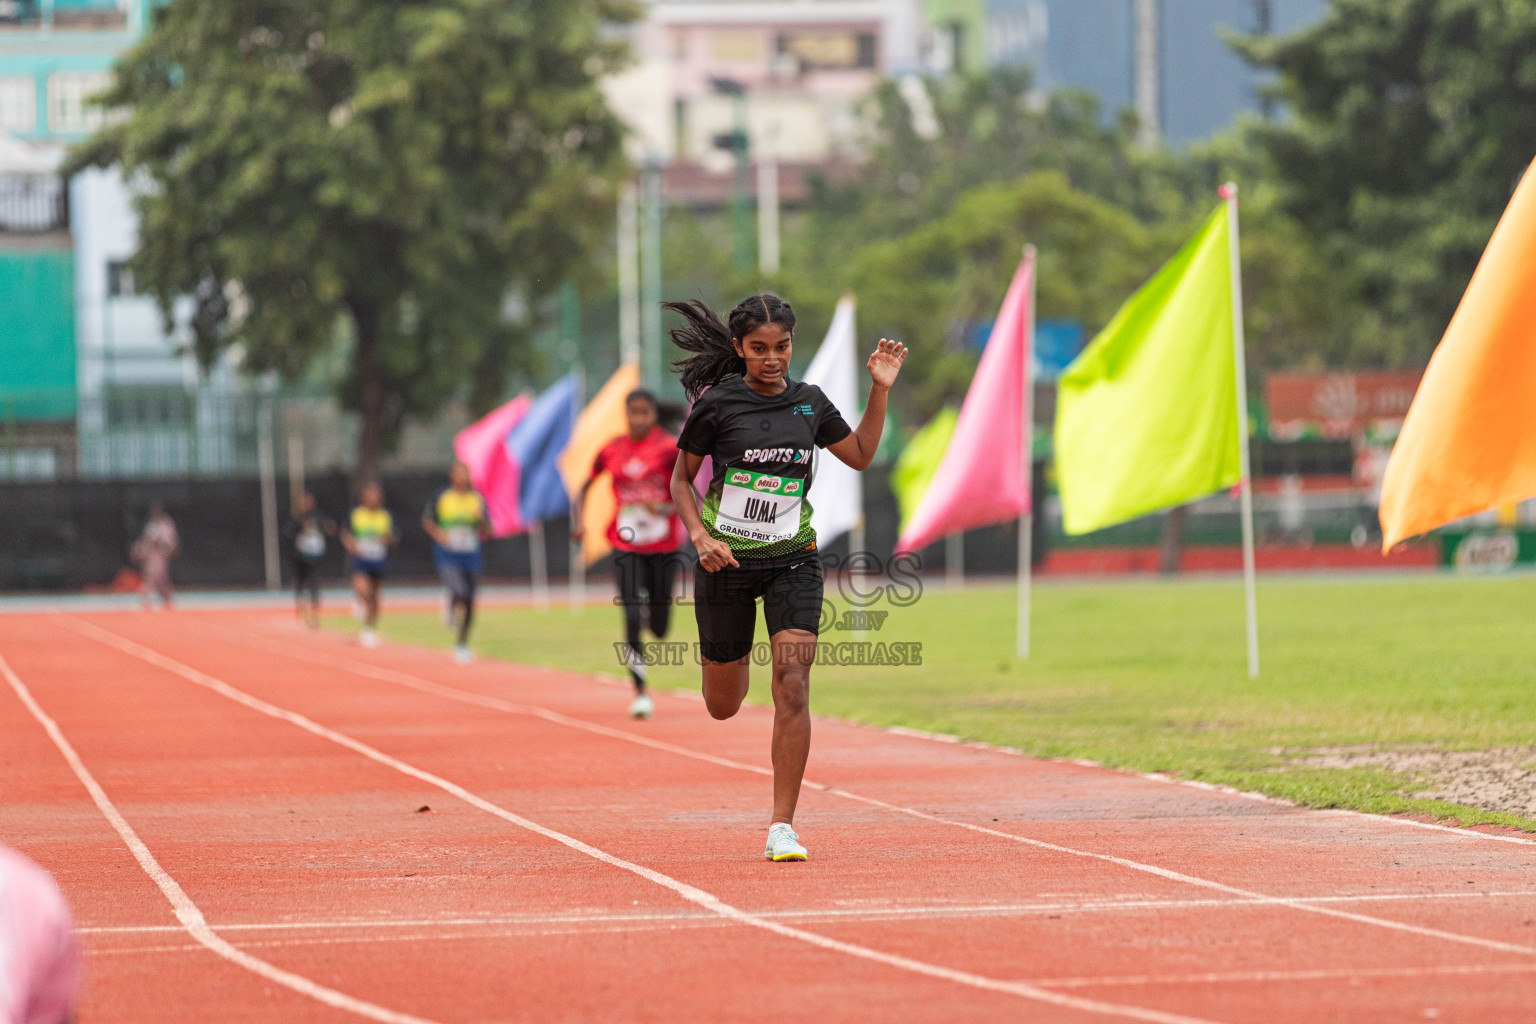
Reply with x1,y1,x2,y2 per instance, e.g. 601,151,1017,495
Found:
693,557,825,664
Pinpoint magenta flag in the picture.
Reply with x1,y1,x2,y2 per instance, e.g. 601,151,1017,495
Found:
896,252,1034,554
454,393,532,537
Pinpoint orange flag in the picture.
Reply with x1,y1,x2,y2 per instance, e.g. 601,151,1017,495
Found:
559,363,641,565
1380,159,1536,550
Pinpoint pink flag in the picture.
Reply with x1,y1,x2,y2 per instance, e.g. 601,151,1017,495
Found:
896,252,1033,553
454,394,532,537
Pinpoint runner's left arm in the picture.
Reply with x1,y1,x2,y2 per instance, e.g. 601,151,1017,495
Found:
571,477,598,542
571,450,606,542
828,338,907,471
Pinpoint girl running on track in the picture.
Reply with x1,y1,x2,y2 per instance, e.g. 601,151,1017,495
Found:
422,461,492,665
571,389,686,720
667,294,906,862
284,492,335,628
342,482,395,649
131,504,179,610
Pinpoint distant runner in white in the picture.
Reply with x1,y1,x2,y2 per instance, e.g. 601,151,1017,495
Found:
667,294,906,862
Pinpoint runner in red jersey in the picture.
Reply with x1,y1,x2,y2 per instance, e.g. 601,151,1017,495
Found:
572,389,685,719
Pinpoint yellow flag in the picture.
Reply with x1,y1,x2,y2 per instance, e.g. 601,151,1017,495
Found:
559,363,641,565
1055,203,1240,535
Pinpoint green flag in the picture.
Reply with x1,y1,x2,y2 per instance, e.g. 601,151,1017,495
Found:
890,406,960,533
1054,203,1240,535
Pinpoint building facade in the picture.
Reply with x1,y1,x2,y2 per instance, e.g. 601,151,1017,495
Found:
0,0,272,479
0,0,140,477
604,0,930,217
981,0,1326,144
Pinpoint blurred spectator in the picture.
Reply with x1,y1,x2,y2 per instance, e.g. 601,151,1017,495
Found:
0,845,82,1024
130,505,179,610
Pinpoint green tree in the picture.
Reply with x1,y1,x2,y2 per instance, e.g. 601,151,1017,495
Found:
1178,130,1355,376
847,172,1159,418
70,0,636,486
793,64,1384,409
800,68,1196,267
788,68,1220,411
1235,0,1536,367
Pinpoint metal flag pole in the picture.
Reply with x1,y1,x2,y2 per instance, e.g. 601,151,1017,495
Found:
257,397,280,591
1018,245,1037,660
757,123,780,276
850,512,867,642
1221,182,1260,679
530,520,549,611
848,294,865,641
569,366,586,615
286,429,305,513
641,159,663,391
618,182,641,367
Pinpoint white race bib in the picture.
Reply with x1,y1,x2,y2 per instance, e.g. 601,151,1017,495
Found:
355,537,386,561
716,469,802,543
616,504,672,547
444,525,479,552
296,528,325,557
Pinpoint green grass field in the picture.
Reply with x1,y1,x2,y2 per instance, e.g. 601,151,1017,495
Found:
343,572,1536,831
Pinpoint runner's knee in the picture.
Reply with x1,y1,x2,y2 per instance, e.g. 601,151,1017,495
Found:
702,663,749,720
705,696,741,721
770,666,810,716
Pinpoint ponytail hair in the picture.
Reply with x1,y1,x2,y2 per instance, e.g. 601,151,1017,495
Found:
665,294,797,399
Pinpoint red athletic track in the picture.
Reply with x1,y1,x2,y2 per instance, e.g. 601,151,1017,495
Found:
3,610,1535,1023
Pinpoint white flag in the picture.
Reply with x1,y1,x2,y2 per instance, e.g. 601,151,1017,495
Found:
803,296,862,547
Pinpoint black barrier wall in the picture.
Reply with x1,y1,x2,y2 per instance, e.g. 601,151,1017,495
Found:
0,465,1049,592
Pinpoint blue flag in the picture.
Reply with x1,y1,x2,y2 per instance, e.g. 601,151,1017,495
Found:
506,373,577,525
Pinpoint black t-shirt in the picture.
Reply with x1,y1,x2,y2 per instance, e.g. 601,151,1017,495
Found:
676,376,852,560
284,511,331,563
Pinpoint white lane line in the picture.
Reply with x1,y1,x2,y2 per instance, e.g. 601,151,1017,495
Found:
87,931,1536,991
0,652,440,1024
75,888,1536,937
1031,960,1536,989
67,618,1226,1024
251,613,1536,849
219,627,1536,961
218,627,778,779
818,787,1536,958
1130,772,1536,847
85,921,746,957
1310,807,1536,846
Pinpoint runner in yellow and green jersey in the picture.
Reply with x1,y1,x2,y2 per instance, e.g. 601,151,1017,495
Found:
341,482,395,648
422,461,491,664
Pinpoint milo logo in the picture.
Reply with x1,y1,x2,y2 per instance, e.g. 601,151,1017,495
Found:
783,480,801,495
754,476,782,492
730,471,752,485
1454,530,1519,573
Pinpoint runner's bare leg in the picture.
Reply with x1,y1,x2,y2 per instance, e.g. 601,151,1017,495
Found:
769,628,815,825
